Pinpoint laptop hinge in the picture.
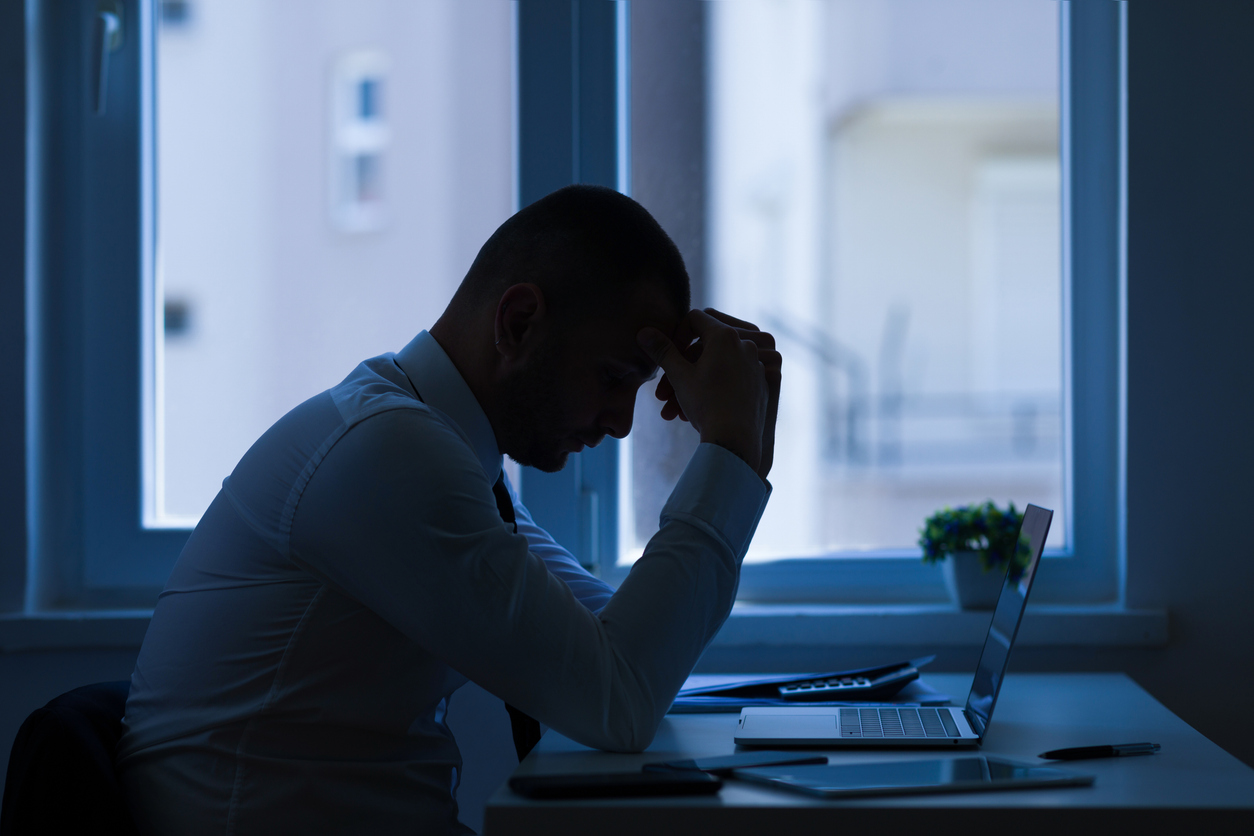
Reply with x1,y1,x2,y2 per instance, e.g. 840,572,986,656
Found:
963,708,985,738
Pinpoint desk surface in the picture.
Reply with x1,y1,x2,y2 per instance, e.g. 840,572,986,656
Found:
484,673,1254,834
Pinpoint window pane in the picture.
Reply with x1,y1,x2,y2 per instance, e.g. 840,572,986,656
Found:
150,0,514,524
626,0,1064,562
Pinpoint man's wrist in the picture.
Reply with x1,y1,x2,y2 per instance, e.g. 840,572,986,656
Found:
700,432,761,475
662,443,771,561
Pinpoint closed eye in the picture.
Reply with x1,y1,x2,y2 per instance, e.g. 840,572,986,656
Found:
601,353,659,388
601,365,631,387
602,363,657,388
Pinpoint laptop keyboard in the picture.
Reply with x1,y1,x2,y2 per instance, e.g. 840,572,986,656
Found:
839,707,962,738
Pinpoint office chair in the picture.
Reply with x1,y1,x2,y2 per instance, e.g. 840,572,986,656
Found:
0,681,139,836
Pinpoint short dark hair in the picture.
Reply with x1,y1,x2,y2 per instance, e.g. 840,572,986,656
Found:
452,185,690,319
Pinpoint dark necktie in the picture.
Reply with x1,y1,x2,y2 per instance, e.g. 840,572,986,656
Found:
400,373,543,762
492,474,544,761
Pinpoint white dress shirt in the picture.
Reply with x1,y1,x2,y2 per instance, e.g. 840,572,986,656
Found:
118,331,769,835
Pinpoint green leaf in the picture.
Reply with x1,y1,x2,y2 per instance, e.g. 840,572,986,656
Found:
918,500,1028,579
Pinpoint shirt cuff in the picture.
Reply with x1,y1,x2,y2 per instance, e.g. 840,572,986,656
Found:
659,442,771,562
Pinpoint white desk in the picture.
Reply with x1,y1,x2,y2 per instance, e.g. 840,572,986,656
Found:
484,673,1254,834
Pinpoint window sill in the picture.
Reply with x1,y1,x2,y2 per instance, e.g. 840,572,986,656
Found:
0,604,1168,653
714,603,1168,648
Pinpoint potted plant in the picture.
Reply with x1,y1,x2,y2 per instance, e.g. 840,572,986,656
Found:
919,501,1030,609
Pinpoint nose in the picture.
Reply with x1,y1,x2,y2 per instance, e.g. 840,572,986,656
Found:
599,387,638,440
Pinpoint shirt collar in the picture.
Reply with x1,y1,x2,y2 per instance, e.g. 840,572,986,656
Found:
393,331,503,483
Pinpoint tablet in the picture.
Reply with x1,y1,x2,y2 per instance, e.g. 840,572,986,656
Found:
733,756,1093,799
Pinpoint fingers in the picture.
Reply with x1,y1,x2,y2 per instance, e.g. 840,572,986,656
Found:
701,307,776,351
660,398,687,423
636,327,687,380
669,308,772,352
642,316,704,423
681,308,732,339
640,308,773,472
640,327,694,423
698,308,781,480
702,308,759,332
653,374,685,420
758,348,782,373
644,309,778,430
670,313,697,353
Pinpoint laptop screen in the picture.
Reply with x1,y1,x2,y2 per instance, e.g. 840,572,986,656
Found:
963,504,1053,737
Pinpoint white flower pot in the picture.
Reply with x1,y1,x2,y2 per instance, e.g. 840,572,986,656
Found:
941,551,1008,609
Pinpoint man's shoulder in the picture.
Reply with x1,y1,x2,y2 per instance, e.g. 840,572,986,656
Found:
324,362,474,465
222,360,474,544
327,354,424,423
232,356,442,480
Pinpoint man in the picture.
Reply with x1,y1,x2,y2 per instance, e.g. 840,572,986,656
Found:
118,185,781,834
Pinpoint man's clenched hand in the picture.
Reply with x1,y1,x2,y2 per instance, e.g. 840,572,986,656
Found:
637,308,782,481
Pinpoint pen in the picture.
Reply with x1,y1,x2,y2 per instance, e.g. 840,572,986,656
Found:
1039,742,1161,760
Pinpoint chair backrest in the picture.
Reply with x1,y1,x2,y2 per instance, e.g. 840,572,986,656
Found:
0,681,138,836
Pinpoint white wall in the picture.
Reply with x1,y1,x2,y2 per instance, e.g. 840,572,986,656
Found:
156,0,514,520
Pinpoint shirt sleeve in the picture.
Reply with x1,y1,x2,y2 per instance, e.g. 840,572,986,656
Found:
288,407,768,753
501,470,616,616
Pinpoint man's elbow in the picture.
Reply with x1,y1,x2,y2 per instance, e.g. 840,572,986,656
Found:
596,723,657,754
578,703,664,754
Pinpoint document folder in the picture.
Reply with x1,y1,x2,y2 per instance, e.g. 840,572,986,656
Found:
671,656,946,713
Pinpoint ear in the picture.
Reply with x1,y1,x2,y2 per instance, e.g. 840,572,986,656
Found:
493,283,547,362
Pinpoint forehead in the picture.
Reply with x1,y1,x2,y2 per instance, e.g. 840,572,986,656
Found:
563,282,683,359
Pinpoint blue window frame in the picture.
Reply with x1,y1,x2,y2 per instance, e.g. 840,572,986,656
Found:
23,0,181,609
515,0,626,573
0,0,27,613
3,0,1123,613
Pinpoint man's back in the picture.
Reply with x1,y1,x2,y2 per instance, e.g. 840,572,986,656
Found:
119,348,474,834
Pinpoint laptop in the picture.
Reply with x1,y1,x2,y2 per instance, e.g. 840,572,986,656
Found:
735,504,1053,747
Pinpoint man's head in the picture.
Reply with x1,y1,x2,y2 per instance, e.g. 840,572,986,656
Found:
432,185,690,472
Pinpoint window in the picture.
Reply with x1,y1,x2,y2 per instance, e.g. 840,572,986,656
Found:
151,0,513,526
15,0,1121,611
626,1,1066,567
607,0,1123,605
330,50,390,233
